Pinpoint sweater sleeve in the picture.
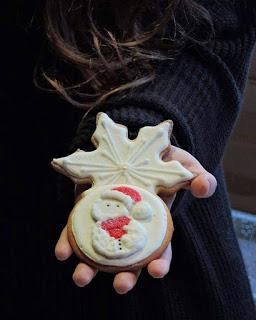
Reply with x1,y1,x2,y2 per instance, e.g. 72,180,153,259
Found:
70,101,195,154
67,1,256,217
206,0,256,92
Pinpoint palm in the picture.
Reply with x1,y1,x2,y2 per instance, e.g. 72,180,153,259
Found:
55,146,217,294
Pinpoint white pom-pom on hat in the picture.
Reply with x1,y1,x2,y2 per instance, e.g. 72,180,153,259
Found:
102,186,153,221
131,201,153,220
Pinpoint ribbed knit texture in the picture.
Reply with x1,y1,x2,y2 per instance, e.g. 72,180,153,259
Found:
2,1,256,319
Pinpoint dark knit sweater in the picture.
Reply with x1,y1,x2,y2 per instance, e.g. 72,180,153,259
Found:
2,1,256,320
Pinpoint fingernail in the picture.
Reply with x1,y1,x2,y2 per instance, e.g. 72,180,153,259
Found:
152,274,164,279
207,177,217,196
151,270,165,278
115,285,131,295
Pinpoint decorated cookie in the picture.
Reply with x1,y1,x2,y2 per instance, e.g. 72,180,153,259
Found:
52,113,194,272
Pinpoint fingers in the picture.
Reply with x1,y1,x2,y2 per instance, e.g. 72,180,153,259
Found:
147,242,172,278
113,242,172,294
72,263,98,287
55,228,98,287
113,270,141,294
163,146,217,198
190,172,217,198
73,265,140,291
55,226,73,261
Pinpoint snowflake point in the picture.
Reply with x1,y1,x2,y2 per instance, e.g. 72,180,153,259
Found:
52,112,193,192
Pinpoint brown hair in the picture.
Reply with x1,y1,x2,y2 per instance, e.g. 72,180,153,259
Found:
39,0,213,109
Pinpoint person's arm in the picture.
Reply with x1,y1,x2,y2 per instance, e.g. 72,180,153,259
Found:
51,81,219,293
207,0,256,92
61,0,256,220
54,0,255,294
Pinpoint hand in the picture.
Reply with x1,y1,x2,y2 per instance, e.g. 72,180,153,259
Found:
55,145,217,294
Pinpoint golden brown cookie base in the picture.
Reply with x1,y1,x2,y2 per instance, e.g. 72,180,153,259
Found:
67,196,174,273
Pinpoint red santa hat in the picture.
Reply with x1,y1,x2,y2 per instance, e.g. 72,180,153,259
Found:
101,186,152,220
101,186,140,208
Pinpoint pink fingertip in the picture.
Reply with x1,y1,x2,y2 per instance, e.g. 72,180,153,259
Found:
73,266,95,287
200,177,210,196
148,260,169,278
114,274,135,294
55,245,71,261
208,177,217,196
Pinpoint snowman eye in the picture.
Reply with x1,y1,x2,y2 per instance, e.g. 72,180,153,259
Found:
116,205,120,207
106,204,110,207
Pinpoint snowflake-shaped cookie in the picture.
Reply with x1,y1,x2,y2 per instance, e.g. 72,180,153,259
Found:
51,112,194,193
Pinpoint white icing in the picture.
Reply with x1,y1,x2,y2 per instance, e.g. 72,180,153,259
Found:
130,201,153,220
91,218,147,259
72,184,168,266
101,190,133,209
91,198,129,221
52,113,194,193
90,193,150,258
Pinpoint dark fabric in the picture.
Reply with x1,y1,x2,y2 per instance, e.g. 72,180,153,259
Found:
2,1,256,319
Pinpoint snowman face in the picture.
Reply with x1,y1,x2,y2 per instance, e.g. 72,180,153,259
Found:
91,198,129,221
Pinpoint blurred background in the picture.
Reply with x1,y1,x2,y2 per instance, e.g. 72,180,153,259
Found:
224,47,256,304
224,48,256,214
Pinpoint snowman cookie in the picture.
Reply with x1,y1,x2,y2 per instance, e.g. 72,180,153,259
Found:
52,112,194,272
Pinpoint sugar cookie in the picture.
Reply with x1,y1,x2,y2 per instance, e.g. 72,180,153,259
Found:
52,113,194,272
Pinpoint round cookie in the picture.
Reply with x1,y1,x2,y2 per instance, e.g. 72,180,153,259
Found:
52,112,194,272
67,184,173,272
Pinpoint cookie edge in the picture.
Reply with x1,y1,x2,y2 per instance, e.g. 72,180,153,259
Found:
67,195,174,273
